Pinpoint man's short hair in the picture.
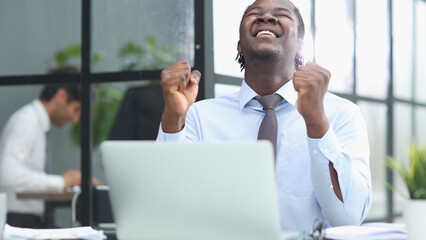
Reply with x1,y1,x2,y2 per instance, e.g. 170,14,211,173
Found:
39,66,81,102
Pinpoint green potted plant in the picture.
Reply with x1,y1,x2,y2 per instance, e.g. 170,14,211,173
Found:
387,142,426,240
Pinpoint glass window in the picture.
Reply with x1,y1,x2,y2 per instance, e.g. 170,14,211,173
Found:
92,0,194,72
394,103,413,164
215,83,240,97
213,0,247,79
358,102,387,220
213,0,313,80
416,106,426,144
415,1,426,103
393,0,414,100
356,0,389,98
0,0,81,76
393,103,413,213
292,0,314,63
0,86,42,117
315,0,354,94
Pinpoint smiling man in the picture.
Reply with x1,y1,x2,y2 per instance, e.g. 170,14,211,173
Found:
157,0,371,232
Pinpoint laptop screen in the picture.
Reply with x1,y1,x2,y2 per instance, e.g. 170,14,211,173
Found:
101,141,282,240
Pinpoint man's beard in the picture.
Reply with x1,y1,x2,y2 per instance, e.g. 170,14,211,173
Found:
246,48,280,63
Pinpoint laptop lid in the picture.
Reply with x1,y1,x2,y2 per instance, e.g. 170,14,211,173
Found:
100,141,282,240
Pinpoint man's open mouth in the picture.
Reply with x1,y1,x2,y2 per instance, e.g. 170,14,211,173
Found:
256,30,277,38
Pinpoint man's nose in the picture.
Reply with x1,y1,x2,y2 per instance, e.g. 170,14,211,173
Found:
256,14,277,24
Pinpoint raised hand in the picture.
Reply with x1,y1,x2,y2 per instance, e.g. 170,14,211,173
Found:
161,60,201,133
293,62,331,138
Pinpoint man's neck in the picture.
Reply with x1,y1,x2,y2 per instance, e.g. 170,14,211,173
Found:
40,99,54,122
244,59,295,96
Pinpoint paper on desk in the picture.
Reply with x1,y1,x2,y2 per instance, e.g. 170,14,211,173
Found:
4,224,105,239
324,222,407,240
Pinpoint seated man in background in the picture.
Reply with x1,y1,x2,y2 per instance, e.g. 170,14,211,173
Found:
0,66,100,228
157,0,371,232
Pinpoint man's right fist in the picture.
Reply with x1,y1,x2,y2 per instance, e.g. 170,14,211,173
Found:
160,60,201,133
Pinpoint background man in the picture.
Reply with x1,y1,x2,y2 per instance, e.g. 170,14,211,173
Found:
0,67,99,228
157,0,371,232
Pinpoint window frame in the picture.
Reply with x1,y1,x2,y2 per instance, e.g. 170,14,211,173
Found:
0,0,206,226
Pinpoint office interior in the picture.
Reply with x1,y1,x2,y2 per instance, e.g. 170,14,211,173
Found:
0,0,425,228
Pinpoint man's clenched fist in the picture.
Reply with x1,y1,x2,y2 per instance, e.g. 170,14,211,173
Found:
161,60,201,133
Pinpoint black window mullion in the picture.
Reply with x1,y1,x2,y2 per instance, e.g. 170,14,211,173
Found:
0,74,80,86
90,70,162,83
194,0,212,100
80,0,93,227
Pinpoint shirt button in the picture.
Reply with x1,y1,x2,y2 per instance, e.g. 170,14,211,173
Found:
313,149,318,154
324,149,329,154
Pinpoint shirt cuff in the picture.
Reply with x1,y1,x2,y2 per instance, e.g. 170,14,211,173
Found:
156,123,187,142
307,127,341,165
47,175,65,192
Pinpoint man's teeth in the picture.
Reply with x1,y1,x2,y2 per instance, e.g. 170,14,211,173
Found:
256,30,276,38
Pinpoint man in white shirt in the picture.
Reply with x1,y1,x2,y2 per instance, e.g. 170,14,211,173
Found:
157,0,371,232
0,67,99,228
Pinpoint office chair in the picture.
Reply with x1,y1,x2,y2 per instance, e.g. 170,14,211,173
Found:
72,185,115,228
108,83,164,140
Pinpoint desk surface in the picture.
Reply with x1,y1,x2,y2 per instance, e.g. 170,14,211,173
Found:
16,192,75,202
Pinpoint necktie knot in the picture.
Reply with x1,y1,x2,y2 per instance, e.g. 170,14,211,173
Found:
255,94,283,111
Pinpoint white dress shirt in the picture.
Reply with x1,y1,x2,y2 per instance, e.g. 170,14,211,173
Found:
157,80,372,232
0,99,65,216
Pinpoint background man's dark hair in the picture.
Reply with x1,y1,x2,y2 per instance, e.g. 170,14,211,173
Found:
237,0,305,70
39,66,81,102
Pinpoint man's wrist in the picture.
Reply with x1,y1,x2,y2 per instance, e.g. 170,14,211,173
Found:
161,112,186,133
305,113,329,138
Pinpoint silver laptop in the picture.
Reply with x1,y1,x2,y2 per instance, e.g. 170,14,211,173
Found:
100,140,287,240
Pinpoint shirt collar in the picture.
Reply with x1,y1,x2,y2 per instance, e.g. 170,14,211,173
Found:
32,99,51,133
238,79,298,110
280,79,298,106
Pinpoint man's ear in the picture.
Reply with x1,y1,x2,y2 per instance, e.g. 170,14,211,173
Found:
53,88,68,103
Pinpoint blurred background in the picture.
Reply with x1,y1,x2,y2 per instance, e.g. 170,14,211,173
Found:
0,0,424,228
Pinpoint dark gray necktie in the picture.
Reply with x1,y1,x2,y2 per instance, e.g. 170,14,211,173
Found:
255,94,283,156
